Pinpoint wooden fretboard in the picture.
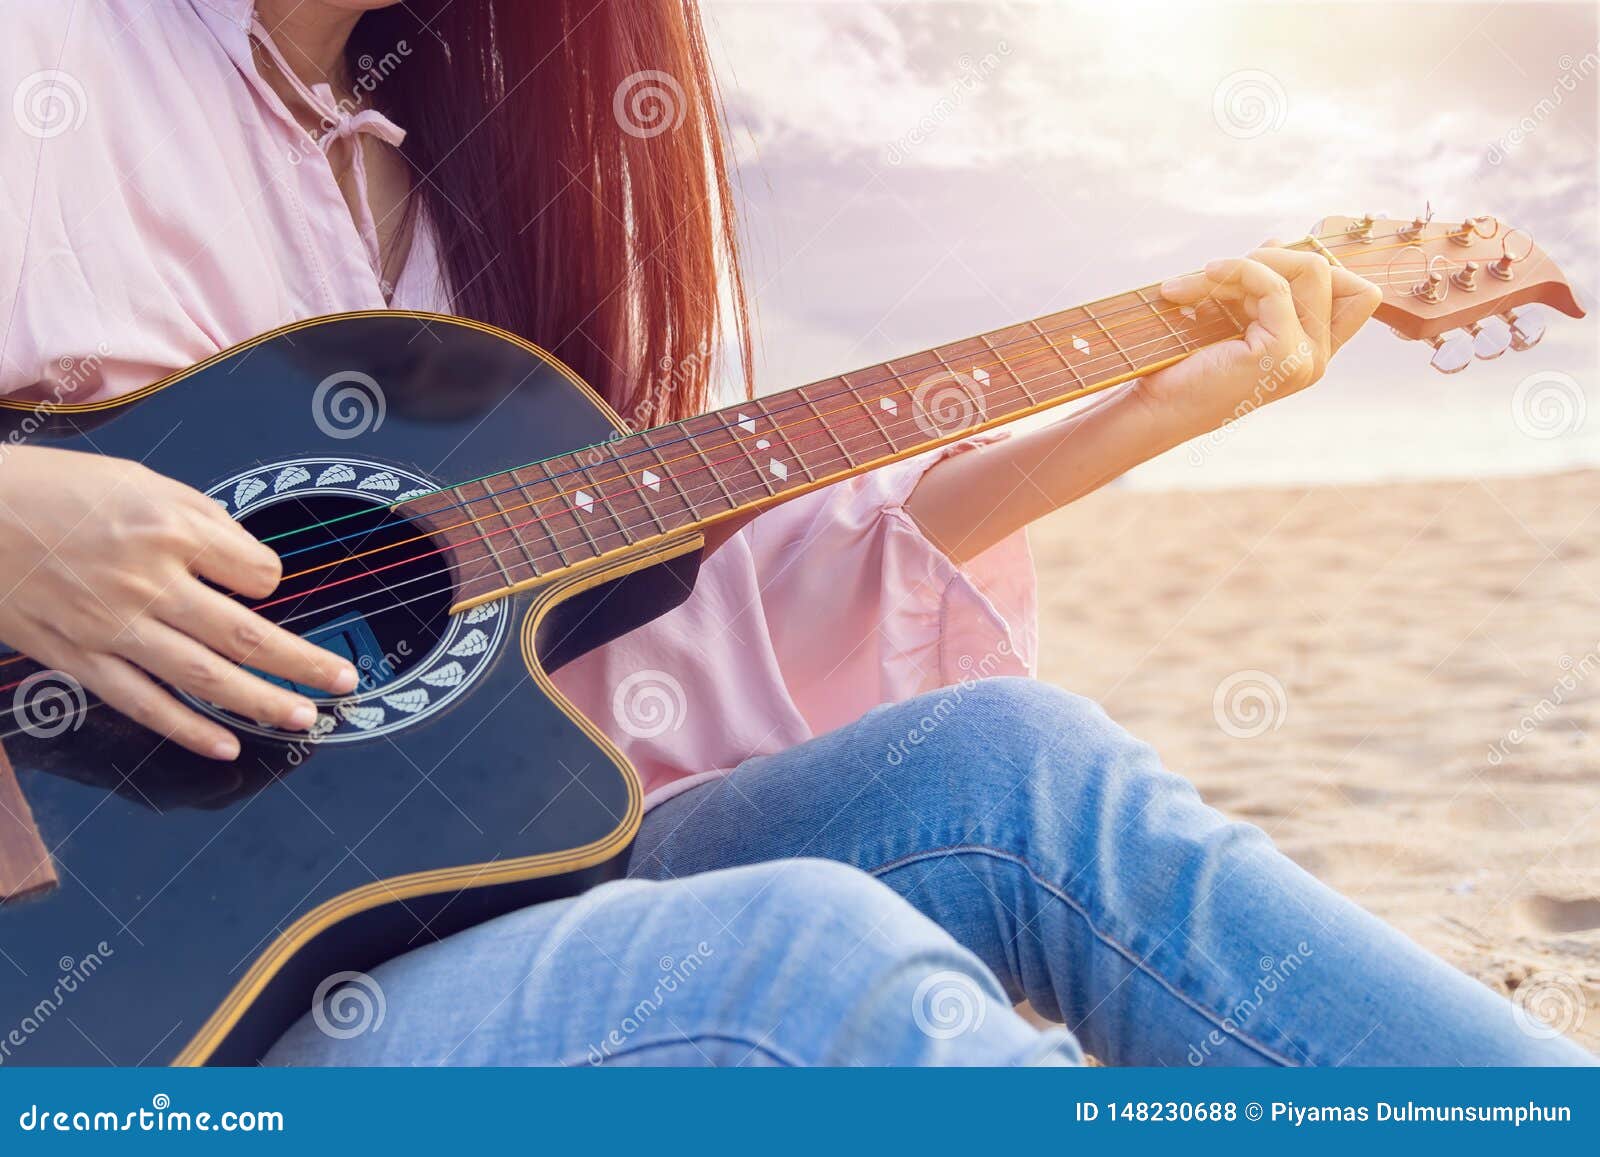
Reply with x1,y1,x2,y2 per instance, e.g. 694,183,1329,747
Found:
427,285,1246,606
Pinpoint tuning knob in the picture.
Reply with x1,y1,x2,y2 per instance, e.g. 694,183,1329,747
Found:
1428,330,1474,374
1468,316,1511,361
1506,306,1546,351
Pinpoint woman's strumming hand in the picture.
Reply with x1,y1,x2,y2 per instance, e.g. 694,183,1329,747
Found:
1144,243,1383,436
0,446,357,760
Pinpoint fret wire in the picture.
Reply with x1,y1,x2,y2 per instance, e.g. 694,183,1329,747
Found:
509,467,573,570
674,425,741,511
537,458,604,557
638,433,704,524
978,332,1039,406
1084,300,1141,374
615,450,672,537
574,459,635,548
443,486,512,587
843,372,900,453
1033,320,1087,391
476,479,535,578
1134,285,1194,353
752,396,817,484
792,386,857,473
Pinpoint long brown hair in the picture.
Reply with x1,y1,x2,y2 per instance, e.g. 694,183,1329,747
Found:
350,0,750,427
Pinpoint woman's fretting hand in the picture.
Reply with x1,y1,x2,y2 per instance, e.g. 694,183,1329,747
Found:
0,446,357,760
1148,243,1383,436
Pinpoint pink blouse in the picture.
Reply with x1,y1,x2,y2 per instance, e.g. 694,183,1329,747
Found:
0,0,1036,806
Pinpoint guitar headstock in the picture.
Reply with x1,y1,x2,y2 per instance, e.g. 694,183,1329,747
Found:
1312,211,1587,373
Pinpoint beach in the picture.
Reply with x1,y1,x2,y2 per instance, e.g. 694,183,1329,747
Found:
1031,468,1600,1052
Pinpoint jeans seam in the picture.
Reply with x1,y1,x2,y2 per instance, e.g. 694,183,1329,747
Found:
870,844,1303,1067
562,1032,800,1068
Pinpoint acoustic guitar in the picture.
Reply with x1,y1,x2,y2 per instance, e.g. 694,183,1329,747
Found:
0,214,1583,1065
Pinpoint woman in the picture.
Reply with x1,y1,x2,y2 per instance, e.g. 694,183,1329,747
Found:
0,1,1587,1066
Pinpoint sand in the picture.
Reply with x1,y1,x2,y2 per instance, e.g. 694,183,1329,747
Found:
1030,469,1600,1053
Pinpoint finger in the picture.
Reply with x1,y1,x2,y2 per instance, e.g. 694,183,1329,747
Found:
178,505,283,599
116,618,320,732
1248,246,1333,376
72,649,243,760
1197,257,1302,343
1328,267,1383,352
159,581,358,695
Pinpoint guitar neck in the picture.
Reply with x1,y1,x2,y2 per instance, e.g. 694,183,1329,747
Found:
434,277,1248,610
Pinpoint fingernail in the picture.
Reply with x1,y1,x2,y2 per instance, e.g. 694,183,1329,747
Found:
331,665,359,694
1160,279,1182,296
287,702,317,730
211,736,240,760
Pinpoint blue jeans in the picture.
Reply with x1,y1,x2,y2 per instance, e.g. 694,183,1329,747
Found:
268,678,1592,1066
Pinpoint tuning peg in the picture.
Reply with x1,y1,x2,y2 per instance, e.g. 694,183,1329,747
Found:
1506,306,1546,351
1468,316,1511,361
1428,330,1474,374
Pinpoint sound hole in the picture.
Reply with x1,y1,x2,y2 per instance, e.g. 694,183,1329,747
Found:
235,494,453,696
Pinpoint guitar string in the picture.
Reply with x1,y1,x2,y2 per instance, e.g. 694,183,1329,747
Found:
258,255,1477,598
0,314,1247,705
0,226,1500,689
248,311,1256,613
254,223,1472,554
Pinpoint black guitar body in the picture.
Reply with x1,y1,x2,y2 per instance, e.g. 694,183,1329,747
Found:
0,313,700,1065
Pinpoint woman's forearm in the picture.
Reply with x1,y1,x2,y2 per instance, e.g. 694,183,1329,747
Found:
903,383,1202,563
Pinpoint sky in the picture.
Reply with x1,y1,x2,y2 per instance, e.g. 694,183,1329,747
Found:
700,0,1599,488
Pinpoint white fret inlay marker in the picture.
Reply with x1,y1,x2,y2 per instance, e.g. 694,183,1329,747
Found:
574,489,595,513
972,366,990,383
768,459,788,481
756,438,770,450
641,470,662,492
880,397,898,415
1072,336,1091,354
737,412,757,434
